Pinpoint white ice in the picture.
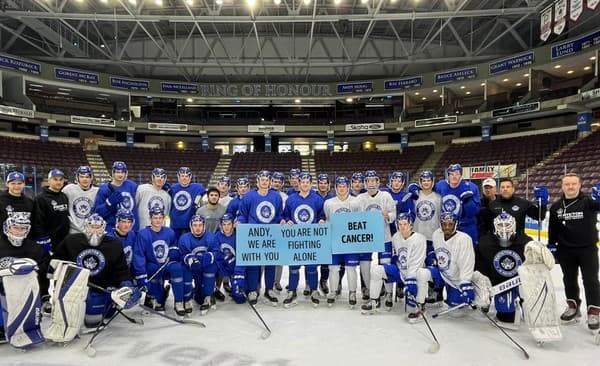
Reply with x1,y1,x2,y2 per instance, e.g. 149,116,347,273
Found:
1,265,598,366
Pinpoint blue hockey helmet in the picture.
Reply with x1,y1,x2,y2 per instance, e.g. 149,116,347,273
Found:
76,166,93,181
149,206,165,218
388,171,405,187
396,211,415,226
317,173,329,183
237,177,250,187
189,214,205,235
446,164,463,175
335,176,350,187
271,171,285,183
289,168,301,178
152,168,167,178
256,170,271,179
419,170,434,182
299,172,312,182
178,167,192,178
218,175,231,185
440,211,459,233
112,161,127,172
220,213,235,224
116,208,135,223
351,172,364,182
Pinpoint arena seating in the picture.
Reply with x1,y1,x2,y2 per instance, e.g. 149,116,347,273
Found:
434,131,577,181
0,135,87,177
227,152,302,181
314,146,434,186
98,145,220,185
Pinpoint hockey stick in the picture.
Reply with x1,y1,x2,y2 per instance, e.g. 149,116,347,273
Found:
243,293,272,339
473,304,530,360
87,283,144,325
138,304,206,327
83,304,120,357
537,197,542,242
491,276,521,297
407,295,440,353
431,302,469,318
145,260,171,284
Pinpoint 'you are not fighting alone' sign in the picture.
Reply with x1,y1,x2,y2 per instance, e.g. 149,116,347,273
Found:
236,211,384,266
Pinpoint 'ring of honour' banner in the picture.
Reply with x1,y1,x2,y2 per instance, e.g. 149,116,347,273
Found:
330,211,385,255
236,224,332,266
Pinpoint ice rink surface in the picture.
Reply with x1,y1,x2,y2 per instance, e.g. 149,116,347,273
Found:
1,265,598,366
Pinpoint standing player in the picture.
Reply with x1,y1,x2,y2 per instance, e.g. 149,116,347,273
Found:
237,170,285,306
362,213,426,317
135,168,172,229
0,172,34,227
226,177,250,220
196,187,227,233
286,168,301,196
133,207,185,316
169,167,206,238
270,171,288,292
315,173,333,294
323,176,363,308
94,161,139,233
350,172,366,197
282,173,326,308
382,171,414,237
434,164,481,245
31,169,69,254
357,170,397,305
205,176,233,208
413,212,475,320
63,166,99,234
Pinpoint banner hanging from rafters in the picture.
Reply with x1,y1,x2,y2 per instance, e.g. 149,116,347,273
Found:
570,0,584,21
553,0,567,35
540,5,553,41
587,0,599,10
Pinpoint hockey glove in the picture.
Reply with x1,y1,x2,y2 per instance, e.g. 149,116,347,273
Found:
35,236,52,254
136,277,147,292
459,190,474,203
106,191,124,207
406,183,420,200
185,255,202,273
162,182,171,193
231,273,246,304
592,183,600,202
459,283,475,305
534,185,549,206
546,243,558,263
202,252,215,267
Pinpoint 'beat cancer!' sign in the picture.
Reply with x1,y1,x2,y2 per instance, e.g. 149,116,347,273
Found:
236,211,384,265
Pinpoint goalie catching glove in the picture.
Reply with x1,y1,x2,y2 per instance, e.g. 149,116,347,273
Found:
110,281,141,309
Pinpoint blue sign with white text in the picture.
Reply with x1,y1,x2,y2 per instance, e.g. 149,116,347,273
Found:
236,224,332,265
337,82,373,94
161,82,198,94
551,30,600,59
0,54,40,74
330,211,385,254
384,76,423,90
489,52,534,75
55,68,99,84
435,67,477,84
110,77,149,91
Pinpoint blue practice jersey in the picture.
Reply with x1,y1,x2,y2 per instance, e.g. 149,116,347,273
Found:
225,195,242,221
283,190,325,224
107,228,136,268
133,226,178,282
237,189,284,224
382,187,415,236
94,180,139,232
169,182,206,230
434,179,481,244
178,230,220,265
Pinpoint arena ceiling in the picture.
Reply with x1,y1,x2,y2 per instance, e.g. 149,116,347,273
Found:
1,0,599,84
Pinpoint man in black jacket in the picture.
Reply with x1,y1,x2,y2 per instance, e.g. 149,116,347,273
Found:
0,172,34,229
548,173,600,331
487,178,547,238
31,169,70,254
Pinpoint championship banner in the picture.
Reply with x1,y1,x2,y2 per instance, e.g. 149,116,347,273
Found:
330,211,385,255
236,224,332,266
587,0,599,10
540,5,553,41
570,0,584,21
463,164,517,179
553,0,567,35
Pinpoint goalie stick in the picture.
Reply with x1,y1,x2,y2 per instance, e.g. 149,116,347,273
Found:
138,304,206,327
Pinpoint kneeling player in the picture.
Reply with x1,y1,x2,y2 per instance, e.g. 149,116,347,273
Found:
362,213,426,317
179,215,220,315
47,214,140,343
414,212,475,319
0,214,49,348
215,214,246,304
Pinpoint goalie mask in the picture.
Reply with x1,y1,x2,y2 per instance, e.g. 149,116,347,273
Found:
493,213,516,247
84,214,106,247
3,213,31,247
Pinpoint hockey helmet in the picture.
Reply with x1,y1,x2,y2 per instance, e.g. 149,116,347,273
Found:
493,213,516,247
84,214,106,247
3,213,31,247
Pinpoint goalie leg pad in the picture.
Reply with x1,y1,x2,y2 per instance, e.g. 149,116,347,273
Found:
44,263,90,343
1,271,45,348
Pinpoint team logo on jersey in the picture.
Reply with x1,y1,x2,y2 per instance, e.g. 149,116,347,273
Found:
51,199,68,212
152,240,169,263
335,207,351,213
512,205,520,212
396,247,408,271
123,246,133,266
119,192,134,210
174,191,192,211
294,204,314,223
493,250,522,277
416,200,435,221
147,196,165,212
256,201,276,223
442,195,461,216
435,247,451,271
73,196,93,219
76,248,106,276
220,243,236,257
365,203,382,212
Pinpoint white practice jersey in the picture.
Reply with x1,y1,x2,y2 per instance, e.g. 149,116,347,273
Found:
323,195,361,220
358,191,396,242
432,229,474,289
62,183,99,234
392,231,427,281
413,191,441,240
278,191,288,209
136,184,172,228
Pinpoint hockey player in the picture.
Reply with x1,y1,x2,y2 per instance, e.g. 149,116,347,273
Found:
434,163,481,245
133,207,185,315
270,171,288,292
179,215,220,315
236,170,285,306
31,169,69,254
215,213,245,303
94,161,139,233
315,173,333,294
135,168,172,229
382,171,414,237
106,209,136,278
0,214,49,347
169,167,206,238
548,173,600,331
282,172,326,308
357,170,397,305
285,168,301,196
0,172,34,228
350,172,366,197
62,166,99,234
48,214,140,341
362,212,426,318
475,213,529,323
323,176,362,308
196,187,227,233
413,212,475,320
225,177,250,221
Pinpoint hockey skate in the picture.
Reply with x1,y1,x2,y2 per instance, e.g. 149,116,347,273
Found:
319,279,329,295
283,290,298,308
223,278,232,294
174,302,186,317
587,306,599,331
560,299,582,323
303,288,311,297
361,287,370,301
361,299,380,315
407,306,424,324
348,291,357,309
274,282,283,293
264,289,279,307
143,296,165,314
0,326,6,344
213,289,226,302
247,291,258,305
200,297,211,315
310,290,320,308
384,292,393,311
184,300,193,315
327,294,335,308
425,288,444,308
